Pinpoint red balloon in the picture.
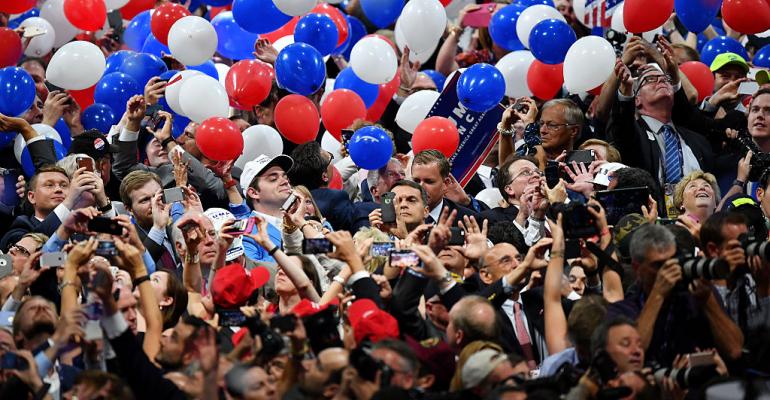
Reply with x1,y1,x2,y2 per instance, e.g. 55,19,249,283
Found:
120,0,154,20
679,61,715,102
274,94,320,144
321,90,367,140
588,84,603,96
312,3,349,46
623,0,673,32
263,17,299,44
527,61,563,100
366,71,399,122
68,86,96,110
225,60,275,110
196,117,244,161
64,0,107,31
0,0,35,13
0,28,23,68
412,116,460,158
329,166,343,190
151,3,191,45
209,4,233,20
722,0,770,34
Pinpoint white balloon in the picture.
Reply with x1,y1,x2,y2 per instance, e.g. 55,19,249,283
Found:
165,70,202,115
516,4,565,48
14,124,62,163
395,90,440,133
40,0,79,48
496,50,536,98
399,0,446,54
47,41,106,90
394,19,439,64
105,0,130,10
168,16,218,66
475,188,503,209
350,37,398,85
273,35,295,52
179,75,229,123
611,3,663,41
236,125,284,170
214,63,230,87
273,0,317,16
321,131,343,163
20,18,56,57
573,0,589,27
563,36,616,93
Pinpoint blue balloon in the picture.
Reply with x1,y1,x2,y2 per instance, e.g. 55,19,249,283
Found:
54,118,71,150
0,67,35,117
754,45,770,68
334,68,378,108
124,10,152,52
20,139,66,177
489,4,527,51
700,36,748,66
82,104,117,134
529,19,576,64
421,69,446,91
275,43,327,96
457,63,505,112
201,0,232,5
94,73,142,120
187,0,201,10
232,0,291,34
0,132,16,149
172,114,191,139
105,51,135,75
142,33,171,57
518,0,553,5
212,11,259,60
119,53,167,87
188,60,219,80
294,13,339,57
360,0,404,28
342,16,367,61
348,126,393,169
675,0,721,33
7,8,39,29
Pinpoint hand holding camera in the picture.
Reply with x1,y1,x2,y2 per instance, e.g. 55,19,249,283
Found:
653,259,684,298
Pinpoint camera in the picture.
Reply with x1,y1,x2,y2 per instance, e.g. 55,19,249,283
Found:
96,240,118,258
548,202,598,239
605,29,628,57
677,257,730,281
653,364,719,388
243,317,285,361
739,233,770,262
350,341,393,384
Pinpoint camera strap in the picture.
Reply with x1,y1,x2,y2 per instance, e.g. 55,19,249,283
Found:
585,241,624,280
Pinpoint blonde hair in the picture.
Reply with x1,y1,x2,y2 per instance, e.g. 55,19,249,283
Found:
450,340,504,391
673,171,721,211
353,227,392,273
21,233,49,249
293,185,324,221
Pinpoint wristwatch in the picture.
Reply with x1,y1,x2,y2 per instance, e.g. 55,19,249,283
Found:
439,271,453,284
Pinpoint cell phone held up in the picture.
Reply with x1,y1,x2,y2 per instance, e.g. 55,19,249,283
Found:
163,187,185,204
88,216,123,235
224,217,255,236
389,250,422,269
270,314,297,333
380,192,396,224
76,156,95,172
281,193,298,212
303,238,334,254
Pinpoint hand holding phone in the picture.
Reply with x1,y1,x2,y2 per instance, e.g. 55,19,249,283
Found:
76,157,95,172
163,187,184,204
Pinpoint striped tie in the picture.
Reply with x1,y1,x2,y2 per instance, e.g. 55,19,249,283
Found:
662,125,682,184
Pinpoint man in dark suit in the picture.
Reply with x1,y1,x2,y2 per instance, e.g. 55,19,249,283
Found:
607,62,714,197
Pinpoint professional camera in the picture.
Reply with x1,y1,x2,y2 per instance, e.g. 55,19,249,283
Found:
653,365,719,388
350,341,393,384
739,233,770,262
677,257,730,281
243,317,285,361
605,29,628,57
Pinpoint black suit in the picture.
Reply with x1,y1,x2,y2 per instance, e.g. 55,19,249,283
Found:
136,224,179,273
311,187,370,232
427,197,479,225
479,205,520,225
389,271,446,341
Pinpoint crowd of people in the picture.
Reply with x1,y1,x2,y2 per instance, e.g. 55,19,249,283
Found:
0,0,770,399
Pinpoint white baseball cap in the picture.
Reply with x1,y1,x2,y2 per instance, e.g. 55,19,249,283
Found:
592,162,626,187
204,208,243,261
239,154,294,197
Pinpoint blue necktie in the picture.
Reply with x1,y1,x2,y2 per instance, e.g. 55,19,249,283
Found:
662,125,682,184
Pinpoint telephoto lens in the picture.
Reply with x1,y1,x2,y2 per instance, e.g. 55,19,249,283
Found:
740,235,770,262
653,365,719,388
678,258,730,280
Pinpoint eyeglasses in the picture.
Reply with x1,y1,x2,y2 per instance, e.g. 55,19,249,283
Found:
384,170,406,180
9,244,32,257
636,74,673,94
511,168,543,182
538,121,577,131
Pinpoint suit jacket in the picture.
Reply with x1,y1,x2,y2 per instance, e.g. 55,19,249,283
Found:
389,270,446,341
311,187,369,232
479,205,520,225
607,89,714,197
427,197,479,226
0,212,62,252
136,224,179,273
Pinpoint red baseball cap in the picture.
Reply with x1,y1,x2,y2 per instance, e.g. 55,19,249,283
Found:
347,299,399,344
292,298,339,318
211,263,270,309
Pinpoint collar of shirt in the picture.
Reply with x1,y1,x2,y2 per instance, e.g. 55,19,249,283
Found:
253,210,282,229
640,115,674,135
477,165,492,179
429,199,445,223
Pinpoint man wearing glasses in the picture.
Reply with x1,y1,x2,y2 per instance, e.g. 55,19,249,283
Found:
8,233,46,275
537,99,585,161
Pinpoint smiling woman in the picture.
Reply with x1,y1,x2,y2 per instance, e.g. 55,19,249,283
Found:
673,170,721,223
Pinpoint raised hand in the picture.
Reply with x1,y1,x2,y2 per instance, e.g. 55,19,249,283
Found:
398,47,421,96
144,77,166,106
457,216,488,260
254,38,279,65
42,91,71,126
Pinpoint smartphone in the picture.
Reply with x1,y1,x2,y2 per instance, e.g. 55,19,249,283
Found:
145,110,163,131
0,255,12,280
389,249,421,269
0,352,29,371
95,240,118,258
76,156,95,172
380,192,397,224
178,219,199,234
44,81,65,93
565,239,581,259
270,314,297,333
512,98,528,113
738,81,759,96
370,241,395,257
88,216,123,235
281,193,298,212
562,203,598,239
84,301,104,321
303,238,333,254
656,218,678,225
545,161,561,188
0,168,20,209
462,4,496,28
40,252,66,268
225,217,255,235
565,150,595,165
341,129,354,146
687,351,716,367
448,227,466,246
218,309,247,327
163,187,184,204
594,186,651,226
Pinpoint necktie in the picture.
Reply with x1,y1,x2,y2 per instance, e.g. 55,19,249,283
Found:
159,242,176,271
662,125,683,184
490,167,499,188
513,302,537,369
425,215,435,225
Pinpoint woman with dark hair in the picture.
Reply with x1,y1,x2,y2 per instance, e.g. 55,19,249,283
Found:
136,270,189,331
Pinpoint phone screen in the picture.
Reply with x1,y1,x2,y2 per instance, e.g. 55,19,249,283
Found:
389,250,421,269
218,309,247,327
594,187,650,226
303,238,334,254
370,242,395,257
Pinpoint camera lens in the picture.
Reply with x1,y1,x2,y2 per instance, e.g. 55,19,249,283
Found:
679,258,730,280
745,240,770,262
